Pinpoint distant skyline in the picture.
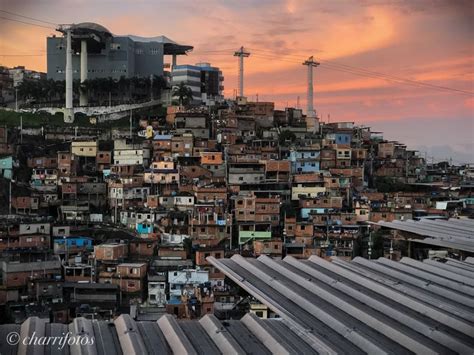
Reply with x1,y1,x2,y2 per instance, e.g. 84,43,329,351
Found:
1,0,473,162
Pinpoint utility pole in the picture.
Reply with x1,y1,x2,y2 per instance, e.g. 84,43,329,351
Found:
15,87,18,112
233,47,250,97
8,179,12,216
302,56,320,120
129,109,133,139
114,189,118,224
20,116,23,144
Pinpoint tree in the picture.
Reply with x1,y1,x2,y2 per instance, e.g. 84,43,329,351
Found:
172,82,193,107
151,75,167,100
278,130,296,146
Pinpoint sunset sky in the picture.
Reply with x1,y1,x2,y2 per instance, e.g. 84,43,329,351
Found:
1,0,473,161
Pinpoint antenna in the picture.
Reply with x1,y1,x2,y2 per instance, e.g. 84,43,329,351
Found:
296,95,300,109
302,56,320,118
234,46,250,97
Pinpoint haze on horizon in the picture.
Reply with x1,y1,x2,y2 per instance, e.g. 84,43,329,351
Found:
1,0,473,162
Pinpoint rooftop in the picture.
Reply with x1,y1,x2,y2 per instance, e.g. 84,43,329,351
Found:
377,218,474,252
0,313,317,354
208,254,474,354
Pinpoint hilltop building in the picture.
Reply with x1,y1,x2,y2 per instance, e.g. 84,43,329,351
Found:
47,22,193,81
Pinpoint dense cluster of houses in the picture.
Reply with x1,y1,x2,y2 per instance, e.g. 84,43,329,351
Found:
0,98,472,323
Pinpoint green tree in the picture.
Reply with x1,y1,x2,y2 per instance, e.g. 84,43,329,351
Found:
172,82,193,107
278,130,296,146
151,75,167,100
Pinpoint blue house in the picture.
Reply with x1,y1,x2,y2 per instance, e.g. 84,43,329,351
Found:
335,133,352,145
301,208,329,219
53,236,93,254
295,161,320,173
290,149,321,173
0,156,13,180
137,223,153,234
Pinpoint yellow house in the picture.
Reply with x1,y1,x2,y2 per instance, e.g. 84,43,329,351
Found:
249,303,268,319
71,141,98,157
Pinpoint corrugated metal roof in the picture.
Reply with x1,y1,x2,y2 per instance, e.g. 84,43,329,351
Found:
2,256,473,354
0,312,331,355
377,219,474,252
208,255,474,354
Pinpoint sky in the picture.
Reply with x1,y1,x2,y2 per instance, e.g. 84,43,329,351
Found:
1,0,473,162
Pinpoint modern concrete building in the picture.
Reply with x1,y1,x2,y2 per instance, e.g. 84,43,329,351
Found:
47,22,192,119
171,62,224,104
47,23,193,82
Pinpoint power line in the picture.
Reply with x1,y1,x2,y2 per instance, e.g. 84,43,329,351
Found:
0,16,56,30
192,48,236,53
246,53,474,96
247,50,473,96
0,9,58,25
0,54,44,57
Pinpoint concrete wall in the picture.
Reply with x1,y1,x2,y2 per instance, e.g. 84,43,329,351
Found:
47,36,163,80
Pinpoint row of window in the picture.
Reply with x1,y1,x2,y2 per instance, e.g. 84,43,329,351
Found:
135,48,160,55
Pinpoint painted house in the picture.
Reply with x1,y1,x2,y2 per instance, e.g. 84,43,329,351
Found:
0,156,13,179
53,236,93,255
335,132,352,145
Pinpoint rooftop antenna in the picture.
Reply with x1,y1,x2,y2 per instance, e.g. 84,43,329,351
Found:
234,46,250,97
302,56,320,119
296,95,300,109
